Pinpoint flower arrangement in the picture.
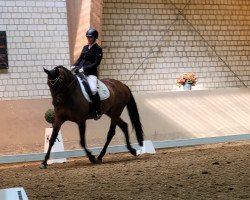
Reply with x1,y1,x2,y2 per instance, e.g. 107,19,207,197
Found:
176,73,197,87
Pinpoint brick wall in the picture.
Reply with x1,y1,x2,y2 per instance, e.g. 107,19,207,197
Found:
90,0,103,41
0,0,70,99
0,0,250,100
100,0,250,92
67,0,102,64
67,0,91,64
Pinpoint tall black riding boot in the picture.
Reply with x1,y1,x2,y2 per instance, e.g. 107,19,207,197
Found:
92,93,102,120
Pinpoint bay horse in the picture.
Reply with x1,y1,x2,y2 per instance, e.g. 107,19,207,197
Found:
41,65,144,168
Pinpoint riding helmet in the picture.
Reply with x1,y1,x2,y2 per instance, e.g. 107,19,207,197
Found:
86,28,99,39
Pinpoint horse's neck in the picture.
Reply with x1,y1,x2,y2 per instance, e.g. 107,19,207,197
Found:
51,77,79,107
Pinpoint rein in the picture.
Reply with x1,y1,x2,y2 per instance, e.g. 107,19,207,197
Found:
66,76,77,90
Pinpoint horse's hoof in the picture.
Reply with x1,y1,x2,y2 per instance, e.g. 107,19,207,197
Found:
96,157,103,164
39,163,48,169
89,155,96,164
130,148,137,156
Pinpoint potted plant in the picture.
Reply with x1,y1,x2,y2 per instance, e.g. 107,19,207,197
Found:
176,73,197,90
44,108,55,125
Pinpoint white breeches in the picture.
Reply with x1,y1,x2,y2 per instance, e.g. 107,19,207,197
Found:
86,75,98,95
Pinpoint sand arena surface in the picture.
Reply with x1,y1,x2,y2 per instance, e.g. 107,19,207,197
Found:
0,141,249,200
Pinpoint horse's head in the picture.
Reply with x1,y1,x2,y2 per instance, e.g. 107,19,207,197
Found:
44,66,60,85
43,65,74,86
44,65,75,105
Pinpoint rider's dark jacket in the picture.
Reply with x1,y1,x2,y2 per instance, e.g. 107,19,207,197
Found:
73,43,103,76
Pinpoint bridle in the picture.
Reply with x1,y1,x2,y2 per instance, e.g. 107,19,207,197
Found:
48,76,61,86
47,71,77,91
47,70,77,106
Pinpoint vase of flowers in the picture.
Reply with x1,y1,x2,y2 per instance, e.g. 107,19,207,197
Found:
176,73,197,90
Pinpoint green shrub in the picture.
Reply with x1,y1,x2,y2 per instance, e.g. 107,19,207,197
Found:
44,108,55,124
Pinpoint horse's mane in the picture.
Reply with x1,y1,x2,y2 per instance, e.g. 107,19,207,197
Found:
57,65,74,83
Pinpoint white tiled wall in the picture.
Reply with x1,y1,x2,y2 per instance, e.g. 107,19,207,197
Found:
0,0,250,99
0,0,70,99
100,0,250,92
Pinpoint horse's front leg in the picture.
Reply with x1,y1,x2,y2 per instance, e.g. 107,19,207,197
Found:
40,123,61,169
78,122,96,163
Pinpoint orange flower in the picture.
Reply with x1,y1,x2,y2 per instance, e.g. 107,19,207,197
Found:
176,73,197,87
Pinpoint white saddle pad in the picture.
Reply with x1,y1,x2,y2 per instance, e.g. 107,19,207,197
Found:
76,76,110,102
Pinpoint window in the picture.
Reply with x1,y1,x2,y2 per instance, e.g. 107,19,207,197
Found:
0,31,8,69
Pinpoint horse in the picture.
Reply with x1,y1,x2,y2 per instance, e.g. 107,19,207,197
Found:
41,65,144,168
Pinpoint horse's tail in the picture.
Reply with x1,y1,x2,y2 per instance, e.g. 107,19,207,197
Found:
127,90,144,146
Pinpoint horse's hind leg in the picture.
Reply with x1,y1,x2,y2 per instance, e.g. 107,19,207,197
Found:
78,123,96,163
97,119,117,162
117,118,137,156
97,118,137,162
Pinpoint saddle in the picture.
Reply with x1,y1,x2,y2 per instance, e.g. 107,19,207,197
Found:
76,76,110,102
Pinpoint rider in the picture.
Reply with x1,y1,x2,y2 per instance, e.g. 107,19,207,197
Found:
71,28,103,120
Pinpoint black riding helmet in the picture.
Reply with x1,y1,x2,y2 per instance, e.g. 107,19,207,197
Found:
86,28,98,39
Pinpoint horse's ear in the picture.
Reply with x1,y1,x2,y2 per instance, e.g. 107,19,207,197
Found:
43,68,50,75
55,67,59,76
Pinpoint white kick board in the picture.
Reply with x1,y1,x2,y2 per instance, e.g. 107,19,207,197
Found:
44,128,66,164
0,187,29,200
